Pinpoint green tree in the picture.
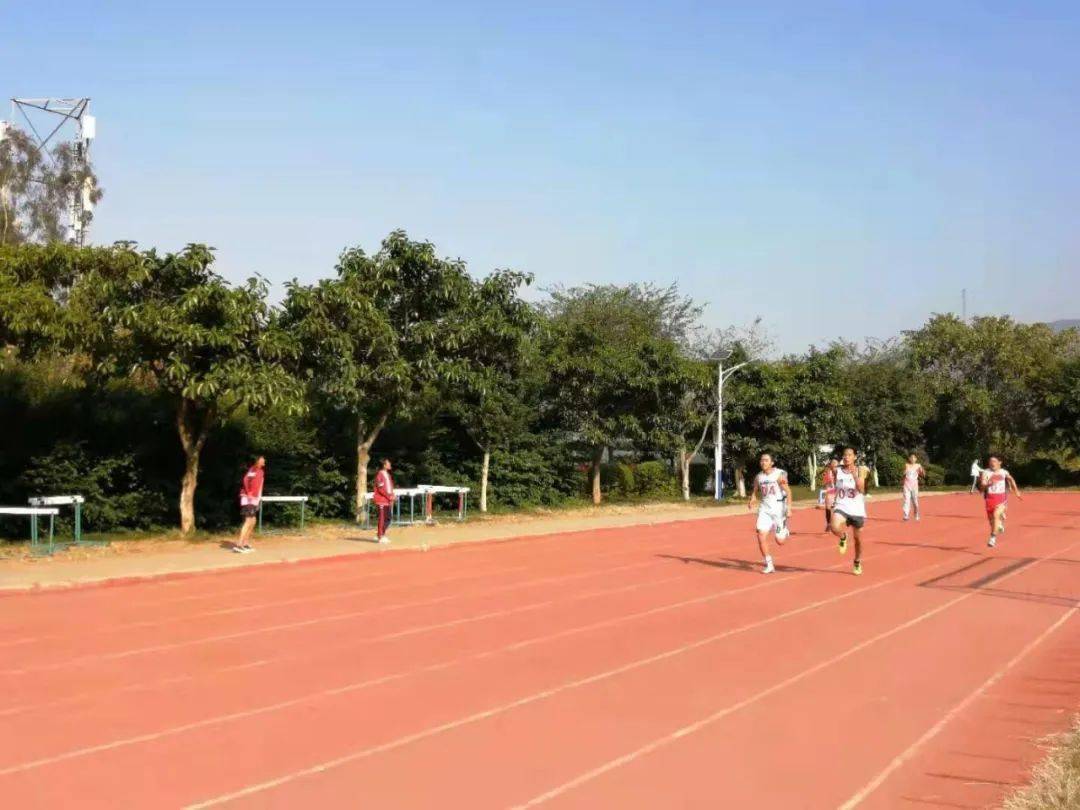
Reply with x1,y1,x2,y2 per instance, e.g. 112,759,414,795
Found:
905,314,1078,472
0,125,103,246
544,283,700,504
443,269,539,512
723,348,850,492
283,231,476,518
70,244,302,533
837,342,933,482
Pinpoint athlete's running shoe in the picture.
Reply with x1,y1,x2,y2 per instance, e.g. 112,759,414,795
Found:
988,535,997,548
763,558,775,574
853,559,862,576
838,533,848,555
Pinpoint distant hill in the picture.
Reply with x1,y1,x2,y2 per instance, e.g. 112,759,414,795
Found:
1047,319,1080,333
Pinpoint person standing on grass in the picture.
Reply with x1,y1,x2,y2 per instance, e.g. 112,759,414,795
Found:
373,458,395,544
819,458,839,532
747,452,792,575
828,447,869,576
236,456,265,553
979,454,1022,548
902,453,926,522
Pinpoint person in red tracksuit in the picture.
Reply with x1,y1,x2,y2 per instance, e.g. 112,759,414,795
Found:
373,458,395,544
236,456,265,553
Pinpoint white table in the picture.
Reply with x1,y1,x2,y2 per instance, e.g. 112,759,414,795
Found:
28,495,98,546
257,495,310,533
0,506,61,555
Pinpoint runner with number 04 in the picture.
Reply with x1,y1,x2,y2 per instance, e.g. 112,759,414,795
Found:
747,452,792,575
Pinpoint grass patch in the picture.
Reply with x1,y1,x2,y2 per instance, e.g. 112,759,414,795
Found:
1004,717,1080,810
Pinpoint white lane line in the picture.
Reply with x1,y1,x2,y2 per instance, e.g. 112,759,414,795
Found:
0,529,719,671
837,608,1079,808
0,543,912,775
0,573,690,776
510,538,1080,808
0,536,859,714
183,548,940,809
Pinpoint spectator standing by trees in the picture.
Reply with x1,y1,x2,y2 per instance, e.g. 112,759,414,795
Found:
373,458,395,544
236,456,265,553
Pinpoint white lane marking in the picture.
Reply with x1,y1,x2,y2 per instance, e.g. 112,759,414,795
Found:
184,548,939,808
511,539,1080,808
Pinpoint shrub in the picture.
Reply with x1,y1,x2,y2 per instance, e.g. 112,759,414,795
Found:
924,463,946,487
635,460,678,497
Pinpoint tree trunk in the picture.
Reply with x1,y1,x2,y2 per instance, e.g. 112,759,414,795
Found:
355,410,389,522
176,399,214,535
735,465,747,498
590,445,604,505
479,449,490,512
679,446,691,501
807,453,818,492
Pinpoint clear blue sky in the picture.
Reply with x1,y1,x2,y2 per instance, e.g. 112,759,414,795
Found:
5,1,1078,352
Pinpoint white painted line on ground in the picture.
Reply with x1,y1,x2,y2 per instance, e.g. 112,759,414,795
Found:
183,548,941,809
509,538,1080,808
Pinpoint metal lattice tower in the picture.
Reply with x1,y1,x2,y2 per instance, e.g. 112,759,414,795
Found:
10,97,96,245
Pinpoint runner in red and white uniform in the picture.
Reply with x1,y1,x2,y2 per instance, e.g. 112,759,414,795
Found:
828,446,869,576
818,458,839,532
747,452,793,574
901,453,925,522
979,454,1021,548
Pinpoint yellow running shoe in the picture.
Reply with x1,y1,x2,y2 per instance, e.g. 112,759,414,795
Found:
853,559,862,576
838,533,848,555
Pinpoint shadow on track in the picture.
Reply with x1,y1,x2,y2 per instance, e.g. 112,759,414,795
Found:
657,553,849,576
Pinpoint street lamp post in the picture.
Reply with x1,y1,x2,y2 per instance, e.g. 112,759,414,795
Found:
714,358,749,501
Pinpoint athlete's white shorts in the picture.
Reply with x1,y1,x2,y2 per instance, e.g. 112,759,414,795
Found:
756,508,786,533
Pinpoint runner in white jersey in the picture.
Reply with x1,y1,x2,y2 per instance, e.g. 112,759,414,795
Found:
979,454,1022,547
828,446,869,575
901,453,925,522
747,452,793,574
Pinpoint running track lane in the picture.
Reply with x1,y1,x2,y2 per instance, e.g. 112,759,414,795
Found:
0,493,1075,808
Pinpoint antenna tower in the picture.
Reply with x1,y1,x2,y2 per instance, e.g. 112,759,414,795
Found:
10,97,96,245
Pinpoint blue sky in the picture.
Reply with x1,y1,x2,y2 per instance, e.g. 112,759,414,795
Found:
5,1,1078,352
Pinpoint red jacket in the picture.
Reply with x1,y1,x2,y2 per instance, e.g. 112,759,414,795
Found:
240,466,265,505
373,469,395,507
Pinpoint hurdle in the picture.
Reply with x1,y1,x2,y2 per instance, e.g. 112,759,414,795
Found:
27,495,103,546
257,495,310,534
0,506,61,556
419,484,471,524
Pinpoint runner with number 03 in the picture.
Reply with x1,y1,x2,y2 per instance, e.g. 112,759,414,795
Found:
828,446,869,575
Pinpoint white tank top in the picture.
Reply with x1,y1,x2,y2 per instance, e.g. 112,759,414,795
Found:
983,469,1010,496
903,465,921,490
834,467,866,517
754,469,787,512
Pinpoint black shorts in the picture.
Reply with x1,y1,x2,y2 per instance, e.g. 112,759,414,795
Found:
834,509,865,529
240,504,259,518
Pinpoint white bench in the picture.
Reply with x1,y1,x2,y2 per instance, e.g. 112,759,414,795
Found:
0,506,61,555
257,495,310,534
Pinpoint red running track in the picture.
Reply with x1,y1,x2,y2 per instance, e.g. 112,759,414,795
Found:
1,493,1078,809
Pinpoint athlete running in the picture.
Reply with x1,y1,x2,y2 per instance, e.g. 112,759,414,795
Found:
901,453,925,521
747,452,793,574
819,458,839,532
828,446,869,575
978,454,1022,548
